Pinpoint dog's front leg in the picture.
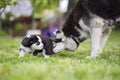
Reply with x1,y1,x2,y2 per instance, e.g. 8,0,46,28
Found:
100,28,111,52
86,27,102,59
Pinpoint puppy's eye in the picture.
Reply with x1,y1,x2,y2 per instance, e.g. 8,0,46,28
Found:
36,42,40,45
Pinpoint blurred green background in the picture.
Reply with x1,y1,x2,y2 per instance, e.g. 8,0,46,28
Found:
0,0,78,37
0,0,120,80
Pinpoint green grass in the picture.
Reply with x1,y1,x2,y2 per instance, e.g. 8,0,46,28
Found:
0,31,120,80
0,30,9,37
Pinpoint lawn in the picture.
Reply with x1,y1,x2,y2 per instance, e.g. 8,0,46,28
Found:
0,31,120,80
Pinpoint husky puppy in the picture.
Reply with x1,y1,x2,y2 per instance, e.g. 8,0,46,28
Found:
20,35,61,58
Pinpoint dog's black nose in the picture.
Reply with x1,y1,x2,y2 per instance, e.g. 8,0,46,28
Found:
56,30,61,33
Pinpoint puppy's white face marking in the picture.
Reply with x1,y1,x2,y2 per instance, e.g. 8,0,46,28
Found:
19,44,34,57
31,36,43,50
20,44,33,53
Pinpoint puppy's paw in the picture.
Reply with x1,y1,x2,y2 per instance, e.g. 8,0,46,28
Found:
44,55,50,59
19,50,25,57
43,52,50,59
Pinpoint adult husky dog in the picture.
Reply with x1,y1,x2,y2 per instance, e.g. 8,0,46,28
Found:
54,0,120,59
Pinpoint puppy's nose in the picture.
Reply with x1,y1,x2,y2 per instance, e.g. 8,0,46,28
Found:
37,42,40,45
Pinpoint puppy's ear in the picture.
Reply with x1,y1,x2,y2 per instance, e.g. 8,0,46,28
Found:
22,37,30,47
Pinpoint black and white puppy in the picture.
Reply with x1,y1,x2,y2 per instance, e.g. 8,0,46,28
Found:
20,34,60,58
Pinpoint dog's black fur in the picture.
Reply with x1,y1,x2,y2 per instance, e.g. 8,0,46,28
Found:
88,0,120,19
54,0,120,58
40,35,55,55
62,0,120,38
22,35,40,48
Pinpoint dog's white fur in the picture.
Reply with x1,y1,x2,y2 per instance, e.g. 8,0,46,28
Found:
53,37,78,53
80,16,111,59
53,30,78,53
